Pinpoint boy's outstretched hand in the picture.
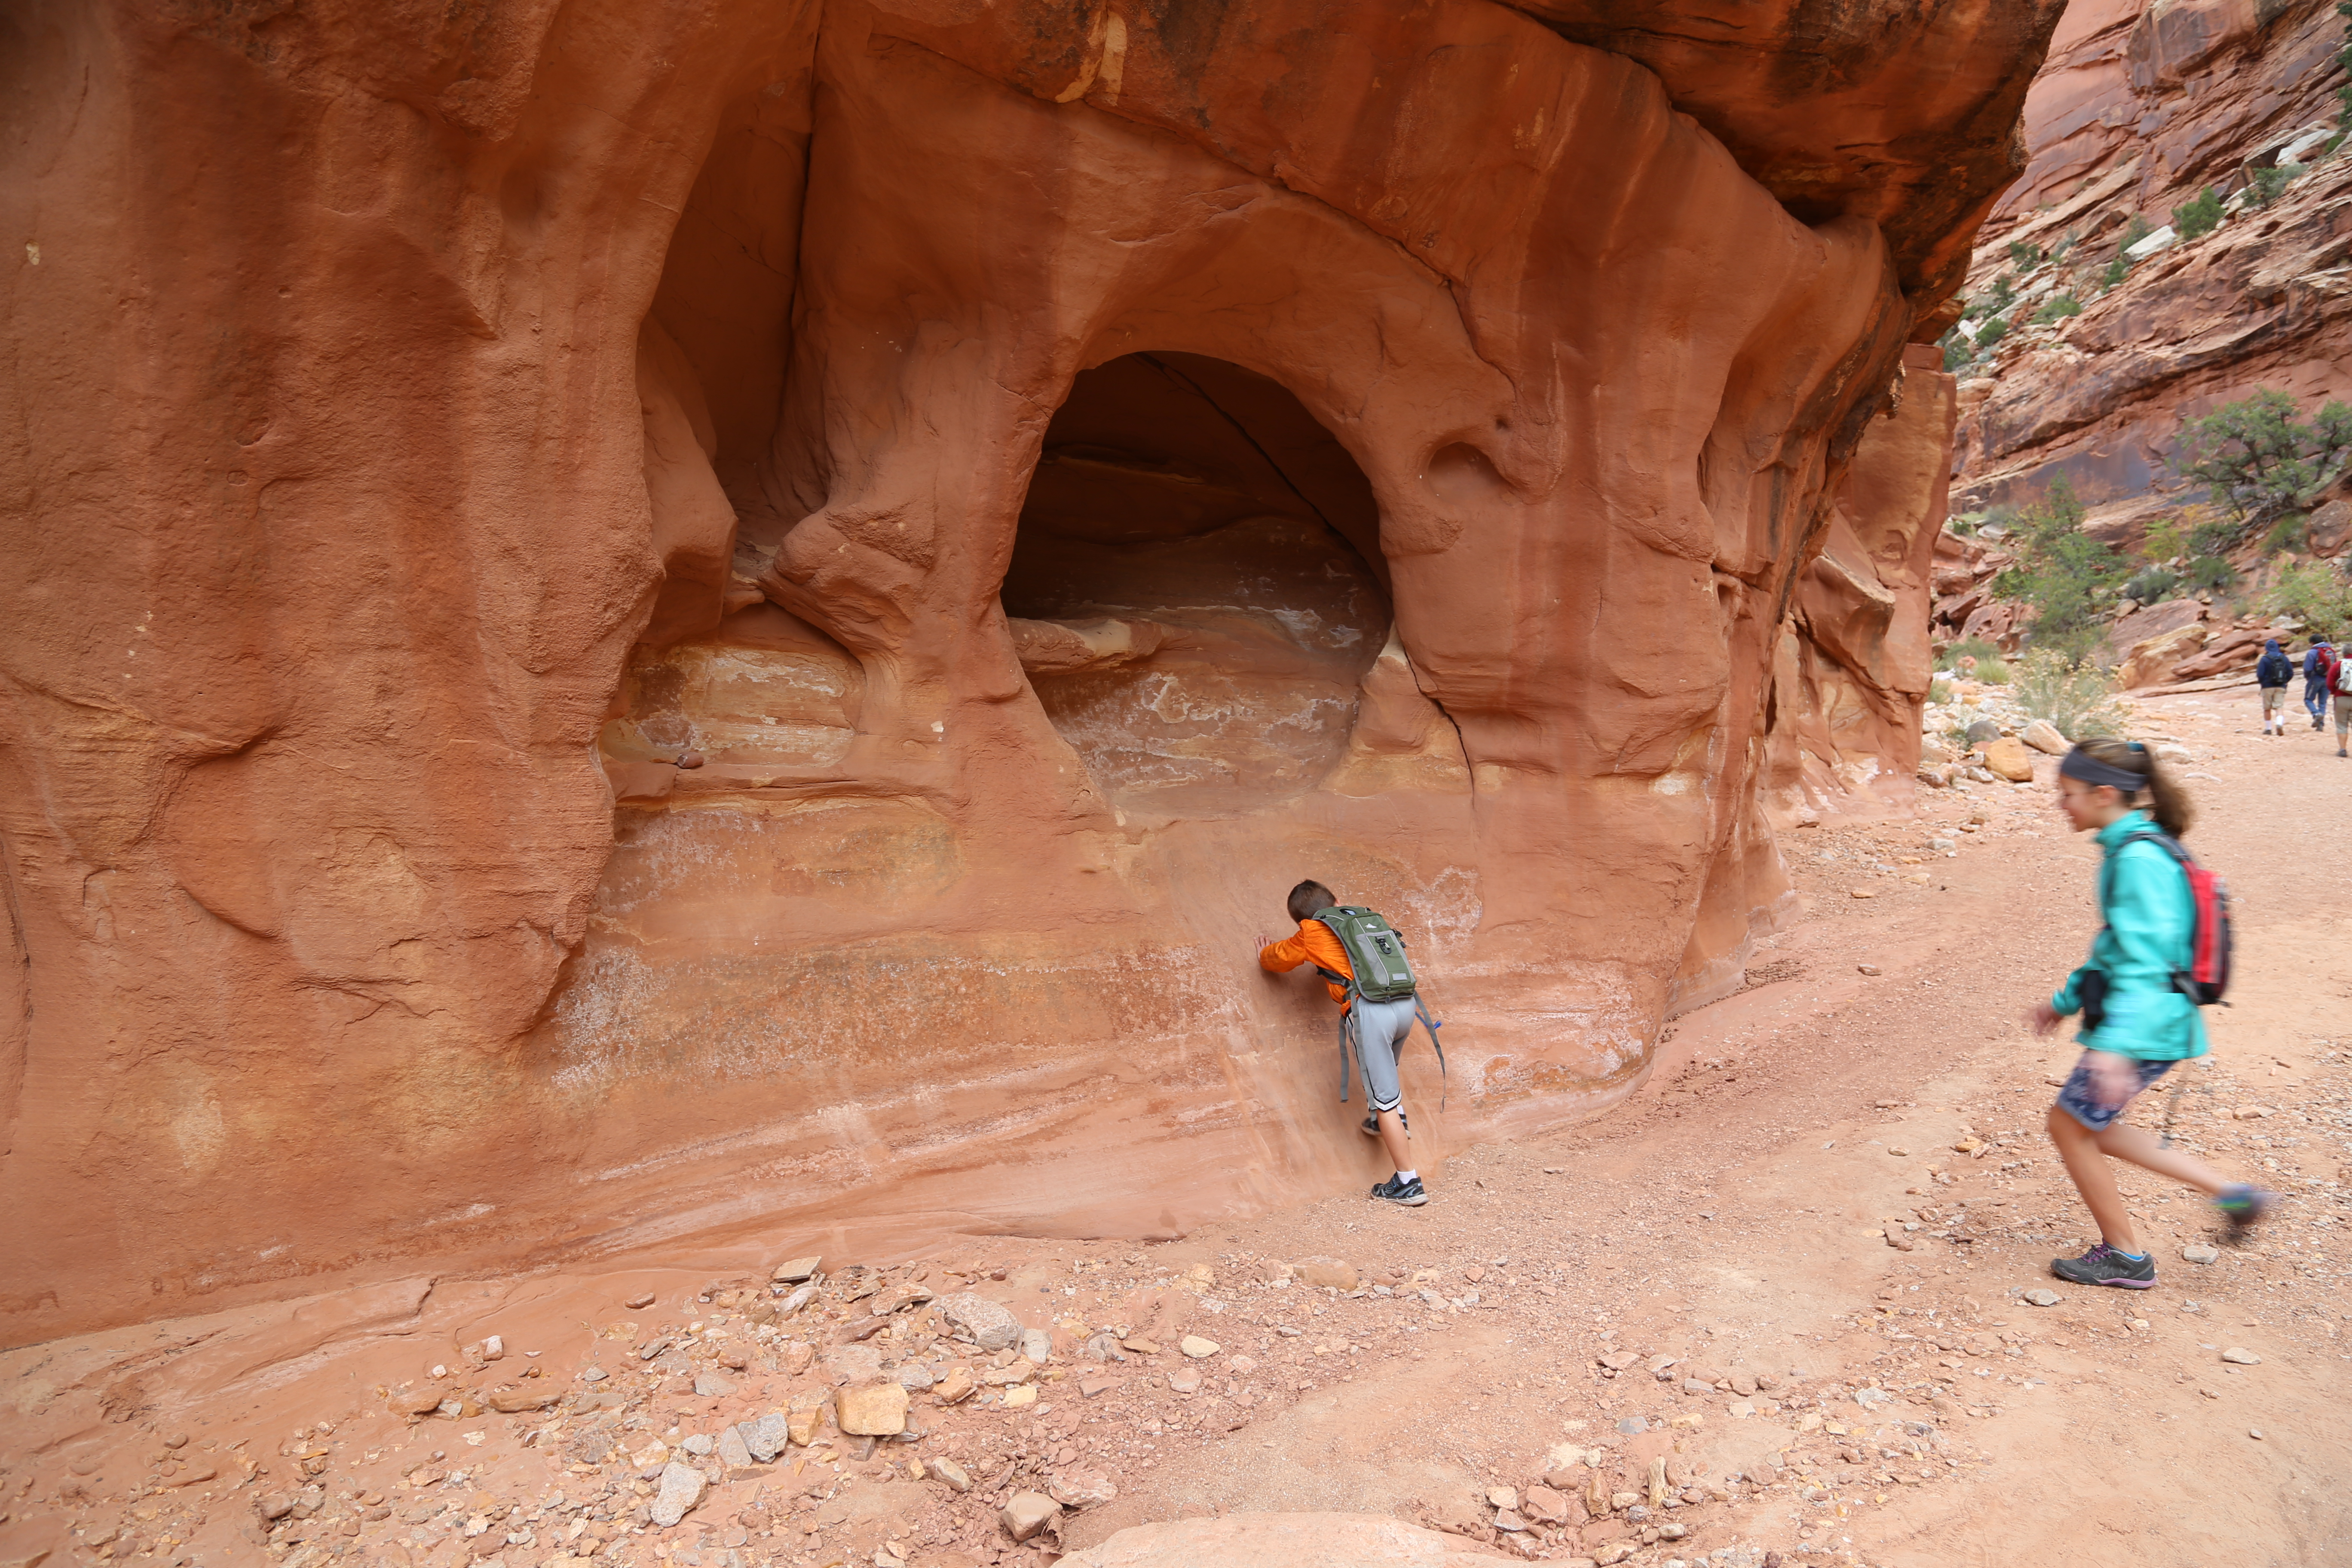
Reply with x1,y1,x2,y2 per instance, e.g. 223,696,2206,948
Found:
1253,933,1272,955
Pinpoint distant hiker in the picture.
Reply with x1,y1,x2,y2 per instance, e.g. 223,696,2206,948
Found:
1259,879,1442,1208
2335,641,2352,758
2304,638,2337,732
2254,637,2292,735
2026,739,2271,1289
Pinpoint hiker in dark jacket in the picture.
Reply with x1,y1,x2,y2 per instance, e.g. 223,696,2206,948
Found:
2255,638,2292,736
2303,640,2336,731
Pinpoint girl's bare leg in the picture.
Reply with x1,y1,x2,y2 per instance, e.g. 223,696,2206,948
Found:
2046,1106,2140,1252
2092,1121,2230,1196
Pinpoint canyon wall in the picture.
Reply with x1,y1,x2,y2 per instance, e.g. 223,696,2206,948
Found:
0,0,2047,1341
1950,0,2350,516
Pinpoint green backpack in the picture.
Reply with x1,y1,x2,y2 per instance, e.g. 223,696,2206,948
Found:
1309,905,1447,1105
1310,905,1417,1002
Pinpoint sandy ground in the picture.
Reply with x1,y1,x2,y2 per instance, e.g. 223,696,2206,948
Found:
3,680,2347,1568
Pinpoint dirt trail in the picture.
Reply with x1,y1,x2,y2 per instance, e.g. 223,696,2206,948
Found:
3,684,2346,1568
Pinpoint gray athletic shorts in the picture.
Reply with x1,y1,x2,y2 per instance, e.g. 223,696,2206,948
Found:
1348,997,1419,1114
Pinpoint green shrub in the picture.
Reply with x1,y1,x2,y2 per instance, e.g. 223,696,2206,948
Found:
1975,315,2010,352
2034,293,2082,323
2100,258,2129,290
2248,162,2305,206
2263,513,2308,553
2119,214,2153,250
2264,560,2352,643
1989,477,2131,653
2123,566,2182,603
2171,389,2352,544
2139,517,2186,564
1990,274,2016,308
2184,555,2239,592
2173,186,2224,239
2011,649,2130,738
2008,239,2045,268
1941,637,2010,683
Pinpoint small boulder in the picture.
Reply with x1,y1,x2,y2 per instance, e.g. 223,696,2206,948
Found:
1179,1335,1221,1359
1983,735,2035,782
999,1491,1062,1543
2182,1244,2220,1265
2021,719,2068,754
770,1255,823,1283
836,1381,910,1436
937,1293,1023,1352
2220,1347,2260,1366
1291,1256,1360,1291
738,1412,790,1463
650,1462,705,1528
930,1456,973,1493
1045,1468,1118,1509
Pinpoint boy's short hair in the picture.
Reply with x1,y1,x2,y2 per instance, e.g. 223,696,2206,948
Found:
1287,880,1336,923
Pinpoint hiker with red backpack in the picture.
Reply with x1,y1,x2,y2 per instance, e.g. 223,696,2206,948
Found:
1259,879,1444,1207
2327,640,2352,759
2025,738,2272,1288
2300,638,2334,732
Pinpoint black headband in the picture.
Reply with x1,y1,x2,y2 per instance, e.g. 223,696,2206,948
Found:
2059,744,2147,793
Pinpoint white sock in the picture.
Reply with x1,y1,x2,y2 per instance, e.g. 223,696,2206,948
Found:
1396,1169,1418,1184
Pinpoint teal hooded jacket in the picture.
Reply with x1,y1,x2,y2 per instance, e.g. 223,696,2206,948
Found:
2049,809,2208,1062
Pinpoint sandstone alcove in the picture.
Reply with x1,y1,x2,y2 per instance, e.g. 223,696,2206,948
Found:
1001,353,1389,813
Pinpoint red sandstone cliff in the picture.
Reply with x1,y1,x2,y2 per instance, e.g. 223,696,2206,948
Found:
1948,0,2350,515
0,0,2050,1340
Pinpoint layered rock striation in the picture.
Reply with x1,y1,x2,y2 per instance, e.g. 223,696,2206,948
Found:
0,0,2049,1338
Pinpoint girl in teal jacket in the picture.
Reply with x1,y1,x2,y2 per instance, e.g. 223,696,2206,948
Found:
2027,738,2271,1289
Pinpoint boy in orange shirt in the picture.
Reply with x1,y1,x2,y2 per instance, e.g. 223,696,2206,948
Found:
1258,879,1429,1206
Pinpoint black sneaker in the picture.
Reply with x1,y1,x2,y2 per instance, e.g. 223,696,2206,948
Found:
2216,1183,2274,1242
1359,1111,1409,1138
2050,1242,2156,1289
1370,1173,1428,1207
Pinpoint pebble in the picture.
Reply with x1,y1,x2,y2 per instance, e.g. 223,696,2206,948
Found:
692,1372,735,1397
2220,1347,2260,1365
930,1457,973,1493
1856,964,1881,976
1003,1385,1038,1409
2183,1245,2219,1265
2022,1289,2060,1307
1617,1416,1648,1435
579,1366,607,1383
1021,1327,1054,1365
625,1293,656,1311
1488,1486,1519,1510
681,1433,716,1456
1179,1335,1221,1358
717,1426,753,1469
1168,1368,1204,1395
771,1255,823,1283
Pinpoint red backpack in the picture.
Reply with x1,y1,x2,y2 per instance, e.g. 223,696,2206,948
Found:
2113,828,2232,1004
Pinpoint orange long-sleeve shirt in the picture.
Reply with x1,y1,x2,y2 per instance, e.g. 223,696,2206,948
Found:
1260,919,1355,1008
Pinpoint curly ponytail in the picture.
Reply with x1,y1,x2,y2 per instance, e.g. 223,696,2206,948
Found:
2073,736,2194,838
